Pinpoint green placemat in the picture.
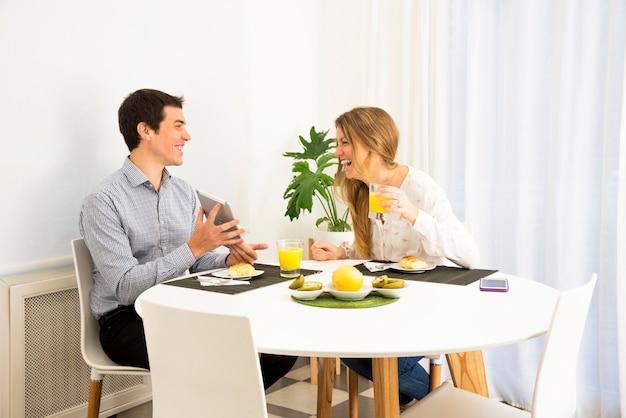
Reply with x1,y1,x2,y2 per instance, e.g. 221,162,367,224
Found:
292,292,399,309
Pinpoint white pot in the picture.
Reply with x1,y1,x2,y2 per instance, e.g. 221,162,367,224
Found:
313,227,354,247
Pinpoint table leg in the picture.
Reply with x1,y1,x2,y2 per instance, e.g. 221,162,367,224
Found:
446,350,489,396
316,357,335,418
372,357,400,418
348,368,359,418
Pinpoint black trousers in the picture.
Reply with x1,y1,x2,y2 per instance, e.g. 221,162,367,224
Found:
98,305,297,389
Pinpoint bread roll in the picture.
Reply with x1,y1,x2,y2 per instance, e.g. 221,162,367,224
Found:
400,256,428,270
228,262,256,277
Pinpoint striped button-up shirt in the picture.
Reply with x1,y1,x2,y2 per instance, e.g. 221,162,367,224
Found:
79,158,227,319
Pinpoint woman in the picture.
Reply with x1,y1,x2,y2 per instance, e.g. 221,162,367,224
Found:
310,106,479,406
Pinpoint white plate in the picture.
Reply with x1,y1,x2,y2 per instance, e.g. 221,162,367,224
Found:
211,269,264,279
374,281,410,298
390,262,436,273
326,283,372,301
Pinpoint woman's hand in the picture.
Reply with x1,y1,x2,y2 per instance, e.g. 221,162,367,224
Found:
379,186,419,225
310,242,344,261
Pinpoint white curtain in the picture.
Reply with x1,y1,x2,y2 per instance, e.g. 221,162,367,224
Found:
358,0,626,416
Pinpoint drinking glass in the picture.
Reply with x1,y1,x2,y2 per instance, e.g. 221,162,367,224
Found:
277,239,304,278
369,184,392,218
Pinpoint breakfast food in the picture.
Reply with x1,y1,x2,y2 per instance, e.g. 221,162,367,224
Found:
383,278,405,289
228,262,256,277
288,275,323,291
298,281,323,291
400,255,428,270
332,265,364,291
372,275,405,289
288,275,305,289
372,275,389,288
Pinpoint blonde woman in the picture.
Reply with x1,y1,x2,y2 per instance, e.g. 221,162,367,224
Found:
310,106,479,406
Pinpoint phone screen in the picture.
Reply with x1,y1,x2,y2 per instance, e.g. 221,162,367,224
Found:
480,278,509,292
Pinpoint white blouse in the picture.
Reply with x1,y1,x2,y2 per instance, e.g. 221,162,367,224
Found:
368,167,479,269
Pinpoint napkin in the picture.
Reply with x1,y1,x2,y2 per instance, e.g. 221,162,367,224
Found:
363,261,393,272
197,276,250,286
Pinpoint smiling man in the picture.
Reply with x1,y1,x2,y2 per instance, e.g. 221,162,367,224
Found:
78,89,296,388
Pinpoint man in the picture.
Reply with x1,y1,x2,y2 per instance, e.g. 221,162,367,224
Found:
79,88,296,388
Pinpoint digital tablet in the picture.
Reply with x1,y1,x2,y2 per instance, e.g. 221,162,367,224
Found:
196,189,239,235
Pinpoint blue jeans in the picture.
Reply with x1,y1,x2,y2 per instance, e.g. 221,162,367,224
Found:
341,356,429,404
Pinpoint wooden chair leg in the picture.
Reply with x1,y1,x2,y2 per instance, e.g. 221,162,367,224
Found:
308,238,315,260
335,357,341,375
310,356,318,385
87,379,103,418
316,357,336,418
446,350,489,397
428,355,442,392
348,368,359,418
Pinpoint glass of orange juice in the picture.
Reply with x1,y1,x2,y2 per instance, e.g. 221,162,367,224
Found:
369,183,392,214
277,239,304,278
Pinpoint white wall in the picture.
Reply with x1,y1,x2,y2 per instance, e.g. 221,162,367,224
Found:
0,0,370,272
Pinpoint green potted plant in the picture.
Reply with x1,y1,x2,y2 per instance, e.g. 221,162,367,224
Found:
282,126,352,233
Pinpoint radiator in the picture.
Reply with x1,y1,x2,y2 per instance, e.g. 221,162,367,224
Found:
1,266,151,418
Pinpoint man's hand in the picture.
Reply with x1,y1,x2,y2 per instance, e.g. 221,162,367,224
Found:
226,242,269,265
188,204,244,258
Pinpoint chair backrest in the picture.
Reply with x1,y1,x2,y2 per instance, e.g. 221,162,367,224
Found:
140,298,268,418
71,238,147,373
532,274,597,418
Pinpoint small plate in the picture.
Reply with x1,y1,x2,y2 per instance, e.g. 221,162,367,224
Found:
390,262,436,273
374,281,410,298
290,287,325,301
211,269,264,279
326,283,372,301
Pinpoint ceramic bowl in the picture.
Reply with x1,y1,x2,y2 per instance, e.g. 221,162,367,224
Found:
326,283,372,301
374,281,410,298
290,287,325,301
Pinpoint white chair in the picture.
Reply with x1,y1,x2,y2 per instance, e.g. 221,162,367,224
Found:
139,298,268,418
403,274,597,418
71,238,150,418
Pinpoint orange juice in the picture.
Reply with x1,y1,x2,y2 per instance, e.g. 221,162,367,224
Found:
277,239,304,277
369,191,392,213
278,247,303,270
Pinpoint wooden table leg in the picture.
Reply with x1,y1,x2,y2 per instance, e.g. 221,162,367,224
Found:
348,368,359,418
446,350,489,396
372,357,400,418
316,357,336,418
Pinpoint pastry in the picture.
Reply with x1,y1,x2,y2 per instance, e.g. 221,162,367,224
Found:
400,255,428,270
228,262,256,277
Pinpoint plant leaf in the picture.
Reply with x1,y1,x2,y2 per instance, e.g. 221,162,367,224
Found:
282,126,351,231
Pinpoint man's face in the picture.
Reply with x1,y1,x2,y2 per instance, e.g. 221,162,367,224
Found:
150,106,190,166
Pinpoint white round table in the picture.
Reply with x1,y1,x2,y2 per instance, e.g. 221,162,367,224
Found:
136,260,559,418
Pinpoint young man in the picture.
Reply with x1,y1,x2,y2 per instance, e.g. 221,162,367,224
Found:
79,88,296,388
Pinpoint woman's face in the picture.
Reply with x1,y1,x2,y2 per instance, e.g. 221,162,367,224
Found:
335,127,369,182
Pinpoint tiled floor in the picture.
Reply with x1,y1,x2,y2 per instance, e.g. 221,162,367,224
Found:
116,357,379,418
265,357,377,418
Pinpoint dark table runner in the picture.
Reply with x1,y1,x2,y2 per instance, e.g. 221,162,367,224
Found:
163,264,323,295
353,263,497,286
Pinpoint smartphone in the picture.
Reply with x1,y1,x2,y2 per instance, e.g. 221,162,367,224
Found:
196,189,239,236
479,277,509,292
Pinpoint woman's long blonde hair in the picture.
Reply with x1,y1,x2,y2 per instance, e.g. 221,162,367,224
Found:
334,107,399,258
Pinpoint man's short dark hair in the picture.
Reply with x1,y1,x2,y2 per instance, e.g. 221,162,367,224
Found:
118,89,185,151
